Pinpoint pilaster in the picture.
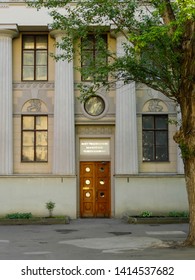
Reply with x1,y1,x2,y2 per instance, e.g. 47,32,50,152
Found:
0,28,18,174
115,34,138,174
51,31,75,175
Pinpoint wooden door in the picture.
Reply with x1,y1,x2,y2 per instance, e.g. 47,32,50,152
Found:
80,161,110,217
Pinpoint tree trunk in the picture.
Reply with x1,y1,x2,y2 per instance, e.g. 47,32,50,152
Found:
175,99,195,246
174,19,195,246
175,103,195,246
183,158,195,246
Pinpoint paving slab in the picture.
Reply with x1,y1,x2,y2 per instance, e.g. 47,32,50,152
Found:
0,218,194,259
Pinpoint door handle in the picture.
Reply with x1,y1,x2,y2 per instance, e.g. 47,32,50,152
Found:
95,189,98,201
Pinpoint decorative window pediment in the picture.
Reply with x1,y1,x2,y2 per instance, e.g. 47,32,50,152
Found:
142,99,168,113
22,99,47,113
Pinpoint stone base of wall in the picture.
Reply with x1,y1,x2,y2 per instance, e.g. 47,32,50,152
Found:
114,175,188,217
0,176,77,218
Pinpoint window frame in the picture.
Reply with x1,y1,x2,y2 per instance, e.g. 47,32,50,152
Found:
21,115,48,163
81,33,108,81
22,34,48,81
142,114,169,162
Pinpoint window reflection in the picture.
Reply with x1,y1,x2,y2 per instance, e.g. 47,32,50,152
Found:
22,115,48,162
22,35,48,81
142,115,168,161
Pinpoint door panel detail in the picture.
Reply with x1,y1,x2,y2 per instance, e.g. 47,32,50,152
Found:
80,161,110,217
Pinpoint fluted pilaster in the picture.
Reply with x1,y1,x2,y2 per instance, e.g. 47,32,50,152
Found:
51,31,75,175
0,28,18,174
115,34,138,174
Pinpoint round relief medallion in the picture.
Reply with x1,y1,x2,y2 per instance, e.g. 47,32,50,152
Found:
84,96,105,117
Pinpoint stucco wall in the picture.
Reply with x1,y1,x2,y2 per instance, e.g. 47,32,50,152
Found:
114,176,188,217
0,176,77,218
0,175,188,219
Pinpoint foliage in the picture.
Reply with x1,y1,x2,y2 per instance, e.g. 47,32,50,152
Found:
139,211,153,217
46,201,56,217
5,212,33,219
30,0,194,100
168,211,189,218
46,201,55,210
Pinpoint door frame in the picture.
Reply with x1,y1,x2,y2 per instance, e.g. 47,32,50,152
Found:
76,135,114,218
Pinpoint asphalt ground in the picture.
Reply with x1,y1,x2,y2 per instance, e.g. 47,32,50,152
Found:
0,218,194,260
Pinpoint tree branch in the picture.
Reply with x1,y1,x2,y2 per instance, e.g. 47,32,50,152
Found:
159,0,176,25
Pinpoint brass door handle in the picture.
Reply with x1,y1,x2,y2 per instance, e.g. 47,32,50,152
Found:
96,189,98,201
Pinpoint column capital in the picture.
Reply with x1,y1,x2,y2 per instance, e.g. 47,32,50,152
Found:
110,25,128,39
50,29,67,39
0,24,18,38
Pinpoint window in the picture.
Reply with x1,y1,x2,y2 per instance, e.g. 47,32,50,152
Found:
21,115,48,162
22,35,48,81
142,115,168,162
81,34,107,81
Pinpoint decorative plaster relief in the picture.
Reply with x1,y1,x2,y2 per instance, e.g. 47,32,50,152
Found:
148,99,163,112
13,82,54,114
13,82,54,90
77,126,114,135
142,99,168,112
22,99,47,113
0,4,9,8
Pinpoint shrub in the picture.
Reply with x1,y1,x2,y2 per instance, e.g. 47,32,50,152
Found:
168,211,189,217
5,212,33,219
46,201,55,217
139,211,152,217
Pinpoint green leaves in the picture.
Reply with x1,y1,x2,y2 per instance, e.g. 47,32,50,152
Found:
30,0,193,99
5,212,33,219
176,0,195,20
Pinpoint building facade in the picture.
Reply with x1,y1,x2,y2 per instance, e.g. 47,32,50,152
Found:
0,1,188,218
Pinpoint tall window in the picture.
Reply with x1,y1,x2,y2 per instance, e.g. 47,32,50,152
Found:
22,35,48,81
142,115,168,162
81,34,107,81
22,115,48,162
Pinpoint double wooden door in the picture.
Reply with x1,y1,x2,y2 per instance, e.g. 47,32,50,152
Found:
80,161,110,217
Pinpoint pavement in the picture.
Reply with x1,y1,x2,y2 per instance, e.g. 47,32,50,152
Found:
0,218,195,260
